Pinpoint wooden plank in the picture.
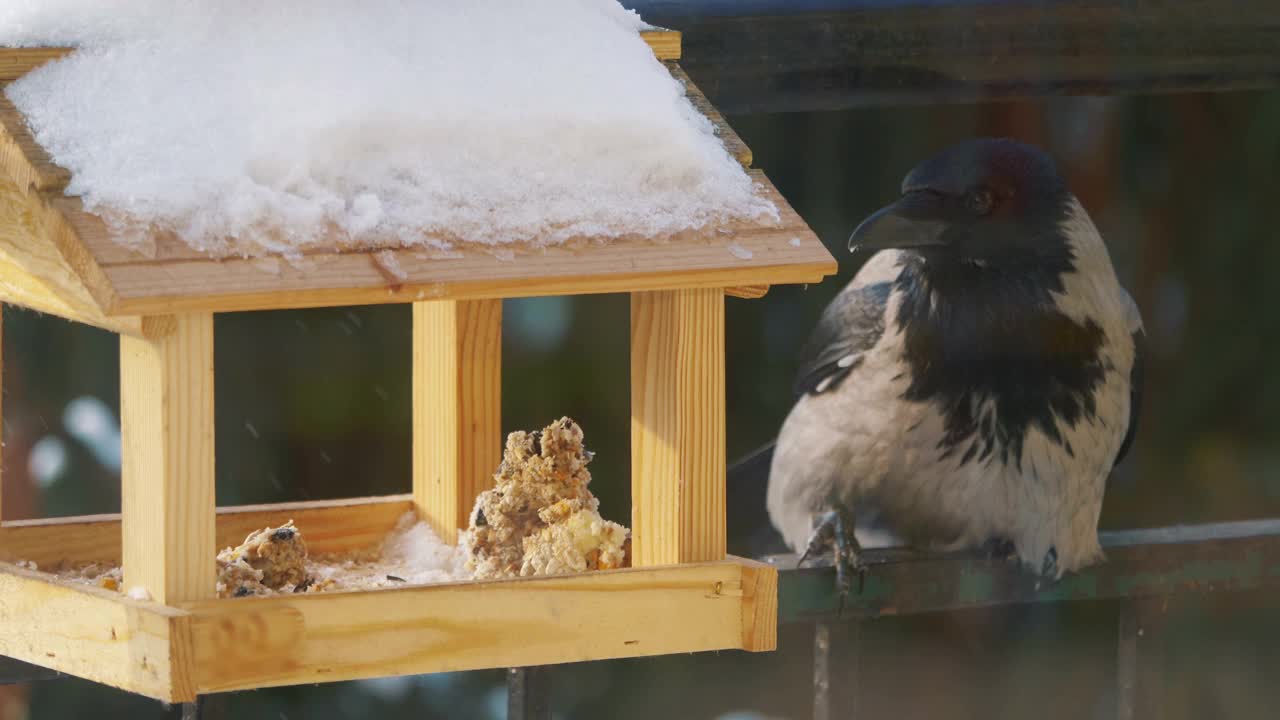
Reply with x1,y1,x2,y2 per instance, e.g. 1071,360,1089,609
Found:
0,562,194,702
0,176,150,335
412,300,502,544
0,495,416,570
0,48,71,82
88,175,829,316
777,519,1280,622
667,63,751,167
725,285,769,299
0,91,71,195
640,30,681,61
120,313,215,604
739,559,778,652
181,558,766,693
630,288,726,566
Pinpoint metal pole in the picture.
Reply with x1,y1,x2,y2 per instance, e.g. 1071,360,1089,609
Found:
1116,601,1166,720
814,620,862,720
508,666,552,720
1116,608,1138,720
813,622,831,720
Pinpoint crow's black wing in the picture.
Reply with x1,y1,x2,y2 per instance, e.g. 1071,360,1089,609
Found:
792,281,892,397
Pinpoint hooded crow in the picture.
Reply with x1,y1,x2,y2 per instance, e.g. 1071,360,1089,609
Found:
763,138,1144,597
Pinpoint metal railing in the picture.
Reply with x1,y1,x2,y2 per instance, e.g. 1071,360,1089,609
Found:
626,0,1280,113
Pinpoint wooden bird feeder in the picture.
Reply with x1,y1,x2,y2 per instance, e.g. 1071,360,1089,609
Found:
0,31,835,702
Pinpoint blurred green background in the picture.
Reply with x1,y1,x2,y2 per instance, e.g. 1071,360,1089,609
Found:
4,88,1280,719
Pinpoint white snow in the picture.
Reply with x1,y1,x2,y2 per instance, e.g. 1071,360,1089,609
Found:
1,1,776,258
307,513,465,590
373,250,407,282
727,242,753,260
126,585,152,601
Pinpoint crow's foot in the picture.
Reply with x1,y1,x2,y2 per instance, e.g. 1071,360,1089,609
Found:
1040,546,1059,578
797,509,865,615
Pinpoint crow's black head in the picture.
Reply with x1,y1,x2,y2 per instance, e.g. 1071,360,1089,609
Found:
849,138,1071,264
849,139,1110,468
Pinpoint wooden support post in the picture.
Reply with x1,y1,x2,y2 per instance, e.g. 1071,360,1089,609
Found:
120,313,215,604
630,288,726,566
412,299,502,544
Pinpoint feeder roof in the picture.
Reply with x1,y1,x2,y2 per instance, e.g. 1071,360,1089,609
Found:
0,35,834,329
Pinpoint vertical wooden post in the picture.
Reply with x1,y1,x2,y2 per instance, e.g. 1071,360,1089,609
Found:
630,288,726,566
412,299,502,544
120,313,215,604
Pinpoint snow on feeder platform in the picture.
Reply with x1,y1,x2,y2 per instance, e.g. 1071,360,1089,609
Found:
0,26,833,703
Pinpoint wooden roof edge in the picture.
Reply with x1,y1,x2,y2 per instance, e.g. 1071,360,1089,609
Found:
105,261,835,317
0,179,151,336
0,47,72,82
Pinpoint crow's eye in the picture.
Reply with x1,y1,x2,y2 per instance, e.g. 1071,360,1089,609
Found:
966,188,996,215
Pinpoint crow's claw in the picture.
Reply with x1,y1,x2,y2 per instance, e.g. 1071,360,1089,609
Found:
797,509,865,615
1040,546,1059,578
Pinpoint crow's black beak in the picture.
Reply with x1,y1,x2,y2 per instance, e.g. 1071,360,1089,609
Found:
847,200,948,253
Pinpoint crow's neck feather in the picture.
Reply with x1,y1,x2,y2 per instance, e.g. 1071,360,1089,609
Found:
892,247,1107,468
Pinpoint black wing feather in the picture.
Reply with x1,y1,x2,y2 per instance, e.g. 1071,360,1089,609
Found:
792,281,892,397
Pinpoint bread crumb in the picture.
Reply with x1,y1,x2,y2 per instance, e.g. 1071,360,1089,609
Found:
464,417,629,580
216,520,308,598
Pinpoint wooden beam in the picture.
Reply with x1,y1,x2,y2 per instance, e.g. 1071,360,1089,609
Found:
181,558,767,693
740,559,779,652
79,173,831,317
0,177,153,336
0,562,194,702
413,299,502,544
665,63,751,167
0,48,72,83
640,30,681,61
630,288,726,566
0,495,417,569
0,92,71,195
725,285,769,300
120,313,215,604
